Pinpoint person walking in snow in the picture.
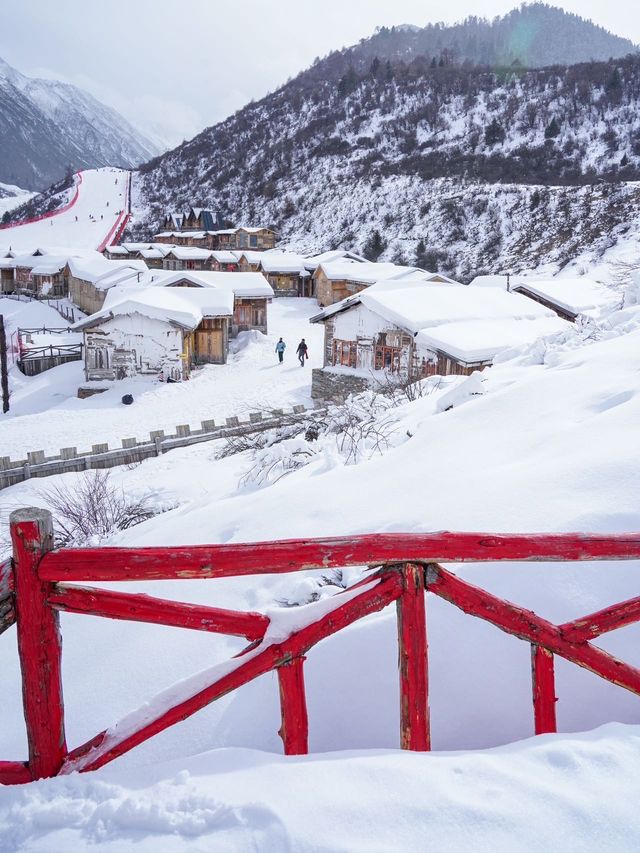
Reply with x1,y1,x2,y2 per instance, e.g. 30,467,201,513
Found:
296,338,308,367
275,337,286,363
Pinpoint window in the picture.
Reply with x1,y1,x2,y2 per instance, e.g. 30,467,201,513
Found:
249,235,258,247
333,339,357,368
374,345,401,373
238,233,248,248
89,346,110,370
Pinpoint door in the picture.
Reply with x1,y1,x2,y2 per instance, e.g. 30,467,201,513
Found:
195,321,224,363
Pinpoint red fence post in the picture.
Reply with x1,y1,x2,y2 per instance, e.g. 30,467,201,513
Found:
277,656,309,755
531,644,557,735
10,508,67,779
397,563,430,751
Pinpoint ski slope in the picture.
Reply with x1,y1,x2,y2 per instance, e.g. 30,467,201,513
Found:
0,168,130,253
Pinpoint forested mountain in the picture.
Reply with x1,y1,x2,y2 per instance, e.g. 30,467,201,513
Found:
0,57,159,190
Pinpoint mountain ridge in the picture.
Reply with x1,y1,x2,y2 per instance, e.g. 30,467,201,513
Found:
0,57,160,190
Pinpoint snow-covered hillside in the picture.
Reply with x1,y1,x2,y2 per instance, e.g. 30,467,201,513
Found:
132,51,640,281
0,57,159,190
0,168,130,253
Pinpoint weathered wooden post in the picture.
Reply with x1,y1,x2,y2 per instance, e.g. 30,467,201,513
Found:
397,563,430,750
0,315,9,413
277,656,309,755
531,644,557,734
10,508,67,779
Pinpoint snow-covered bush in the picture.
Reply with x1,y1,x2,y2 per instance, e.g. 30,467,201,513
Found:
36,471,163,547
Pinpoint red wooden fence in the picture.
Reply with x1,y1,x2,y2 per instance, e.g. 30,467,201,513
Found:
4,507,640,784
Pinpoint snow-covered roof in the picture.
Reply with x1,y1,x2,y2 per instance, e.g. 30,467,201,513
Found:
122,242,154,252
104,245,130,255
258,252,309,275
513,278,620,318
75,285,233,332
67,256,149,289
164,247,212,260
149,270,274,298
137,248,165,260
304,250,367,271
316,261,423,284
416,316,569,363
211,251,238,263
361,283,554,335
30,262,66,275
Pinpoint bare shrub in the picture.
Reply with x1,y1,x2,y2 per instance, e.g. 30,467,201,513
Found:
38,470,158,547
324,391,397,464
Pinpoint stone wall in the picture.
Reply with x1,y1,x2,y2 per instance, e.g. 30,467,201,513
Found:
310,368,372,403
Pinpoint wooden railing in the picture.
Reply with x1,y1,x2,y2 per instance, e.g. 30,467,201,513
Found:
3,507,640,785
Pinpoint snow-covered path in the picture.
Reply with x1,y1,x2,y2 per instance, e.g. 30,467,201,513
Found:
0,298,324,459
0,168,129,252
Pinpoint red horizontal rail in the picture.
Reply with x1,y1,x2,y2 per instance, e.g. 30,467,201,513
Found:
63,571,403,774
39,532,640,583
0,761,32,785
48,584,269,641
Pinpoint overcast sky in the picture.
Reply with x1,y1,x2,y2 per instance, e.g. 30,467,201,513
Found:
1,0,637,150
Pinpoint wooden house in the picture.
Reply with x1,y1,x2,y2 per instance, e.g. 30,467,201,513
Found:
309,281,569,400
139,270,273,337
212,227,278,251
12,251,73,298
67,257,150,315
211,251,239,272
162,247,213,272
256,252,311,297
74,286,234,383
0,259,14,293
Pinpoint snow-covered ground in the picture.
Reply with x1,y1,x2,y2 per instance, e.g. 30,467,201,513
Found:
0,168,129,253
2,278,640,850
1,725,640,851
0,298,323,458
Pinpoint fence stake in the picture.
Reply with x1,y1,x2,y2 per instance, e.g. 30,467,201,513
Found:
10,508,66,779
397,563,430,750
277,656,309,755
531,644,557,734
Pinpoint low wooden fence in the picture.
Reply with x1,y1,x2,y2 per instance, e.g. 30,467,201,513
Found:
2,510,640,784
0,404,313,489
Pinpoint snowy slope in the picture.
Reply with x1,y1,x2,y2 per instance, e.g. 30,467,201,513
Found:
0,168,130,253
0,182,35,218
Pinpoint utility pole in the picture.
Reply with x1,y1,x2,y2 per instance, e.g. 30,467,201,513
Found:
0,315,9,413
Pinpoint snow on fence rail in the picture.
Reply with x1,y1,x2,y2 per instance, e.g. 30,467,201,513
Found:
0,404,314,489
3,513,640,784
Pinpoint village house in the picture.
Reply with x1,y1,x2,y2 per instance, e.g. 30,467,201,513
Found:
211,251,239,272
312,261,456,306
74,286,235,383
309,280,569,401
134,246,169,269
138,270,274,337
162,247,213,272
0,258,14,293
214,227,278,251
11,252,68,297
103,244,133,260
67,256,150,315
256,252,311,297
